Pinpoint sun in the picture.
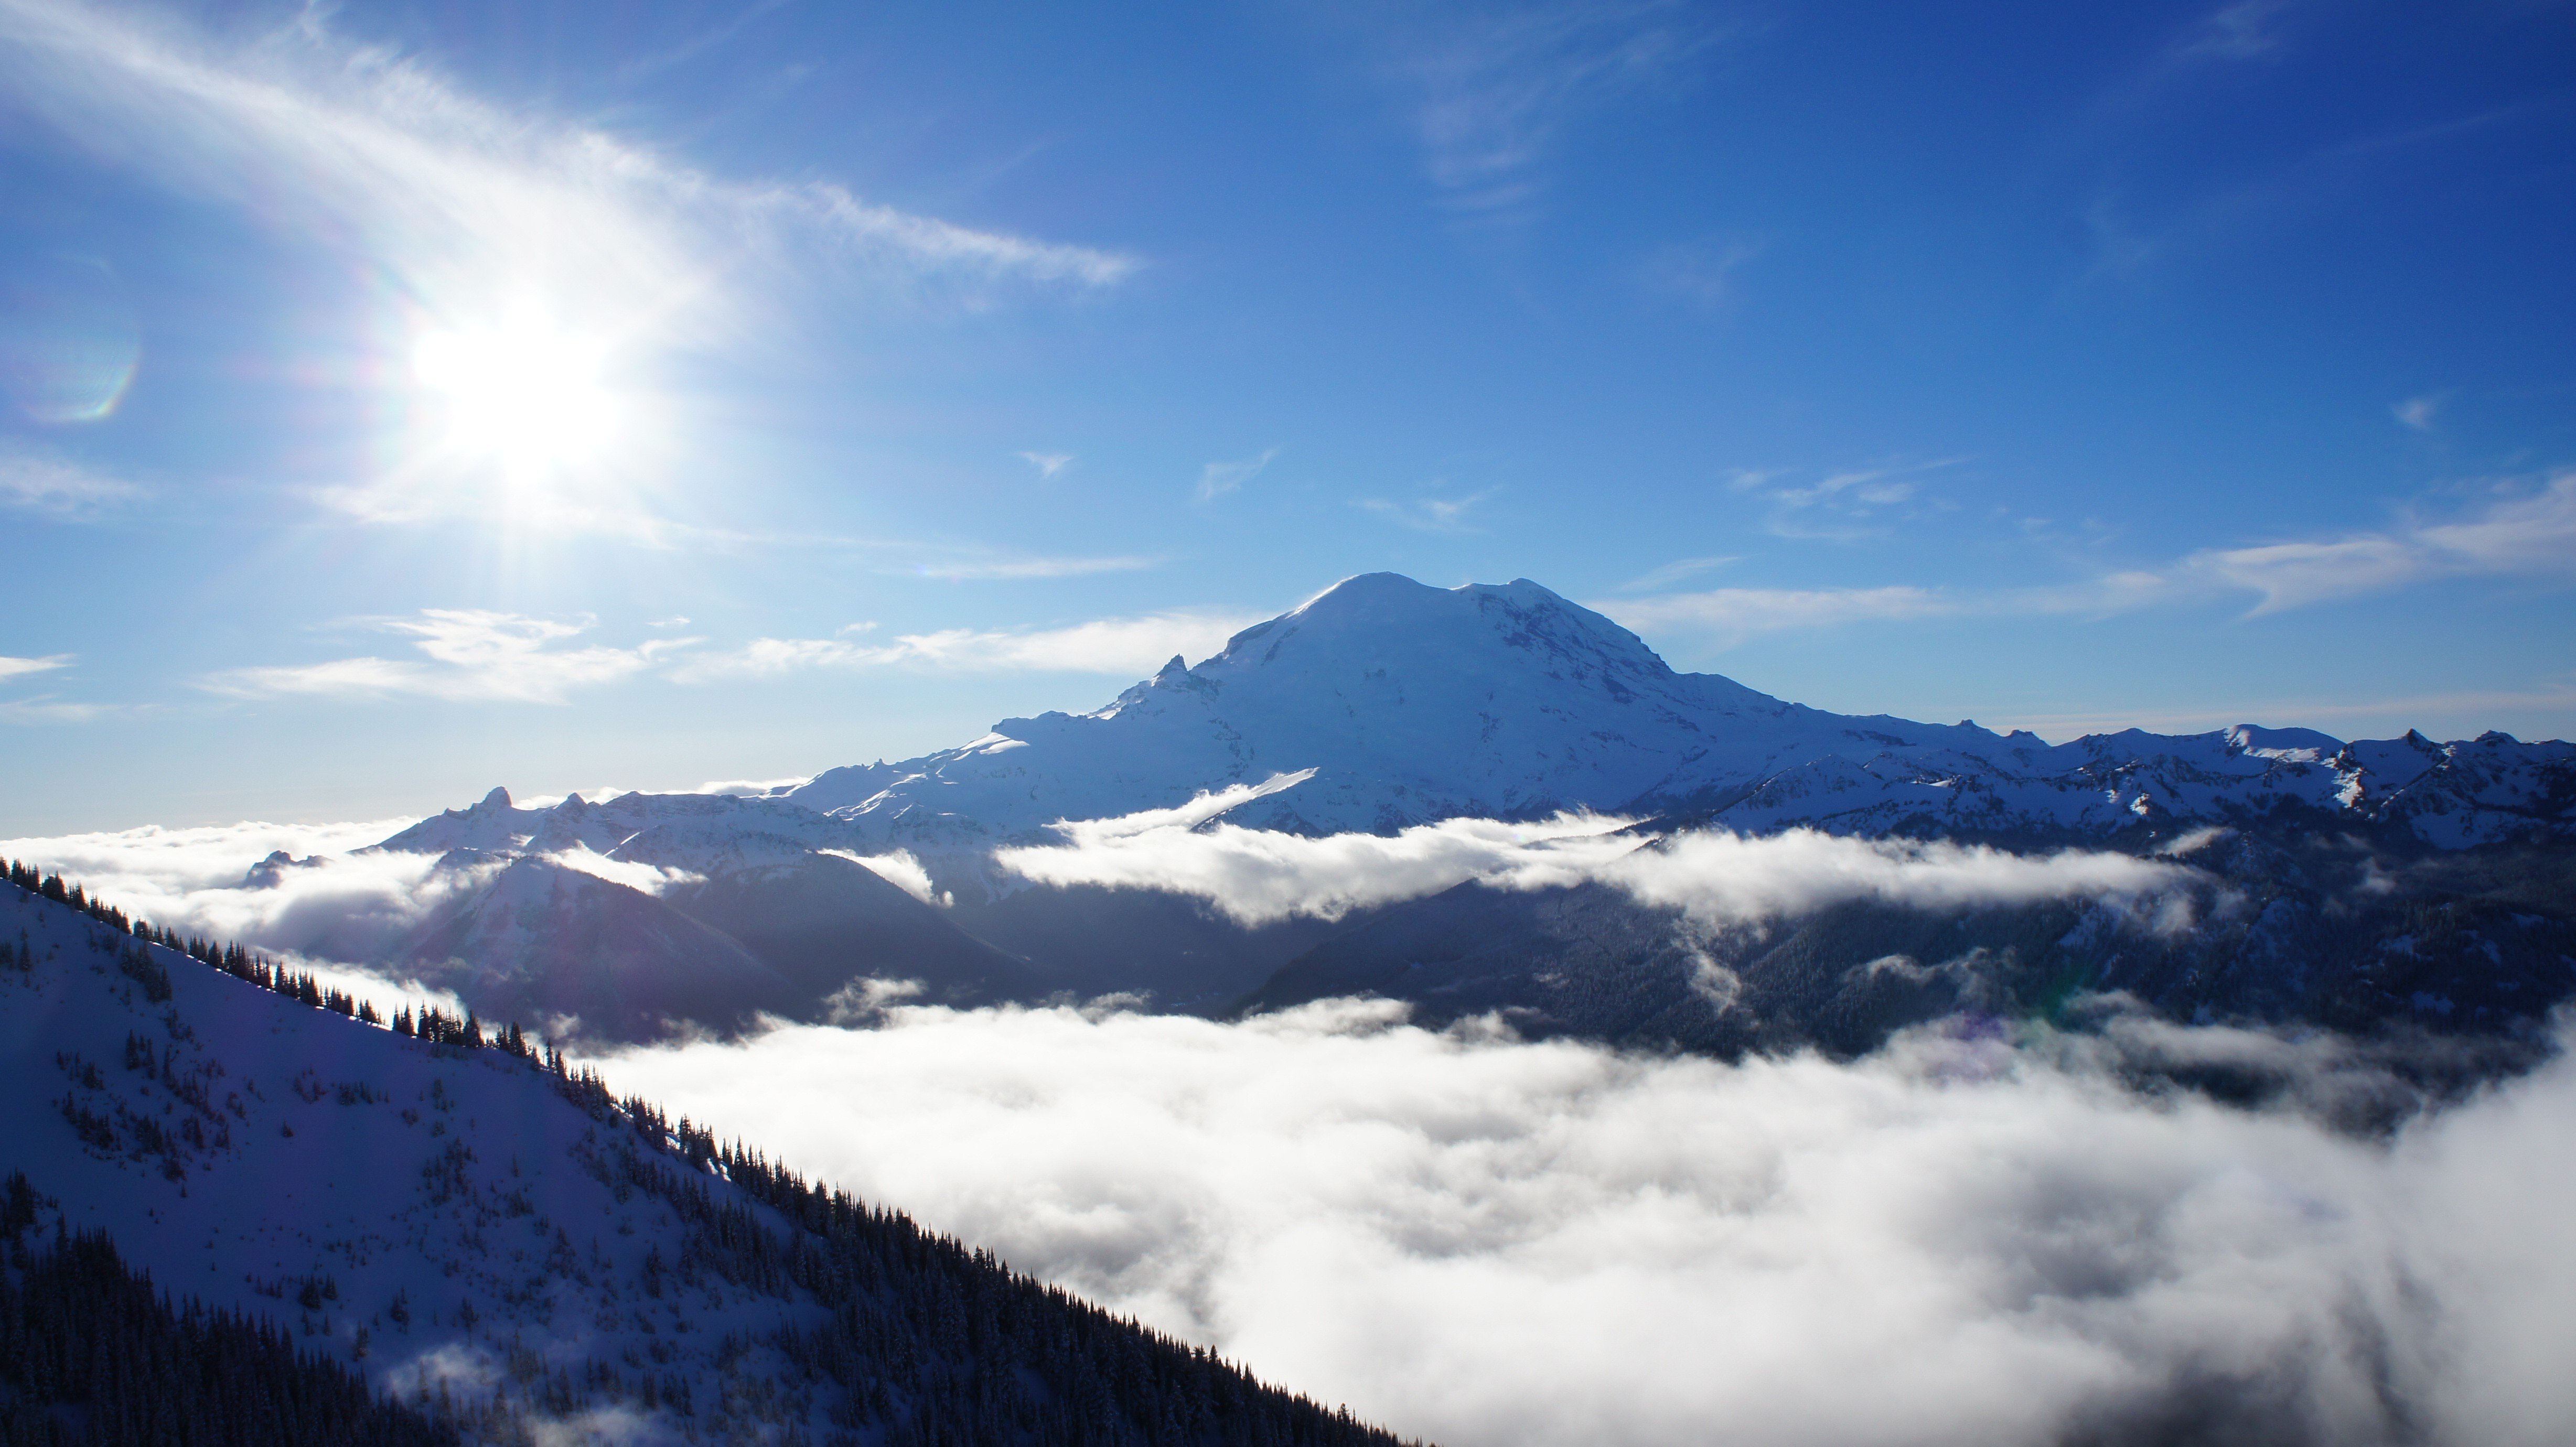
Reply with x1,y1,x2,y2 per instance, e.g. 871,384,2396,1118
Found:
412,303,619,478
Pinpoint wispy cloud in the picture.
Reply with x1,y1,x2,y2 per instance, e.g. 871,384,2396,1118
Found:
0,0,1135,319
671,610,1266,682
1017,451,1075,479
1733,459,1960,541
0,441,141,516
904,553,1162,582
1356,487,1496,534
0,653,117,724
2393,393,2444,431
790,185,1137,291
2184,472,2576,613
1619,472,2576,645
1639,236,1759,307
613,0,796,84
202,611,691,705
202,604,1269,704
1355,1,1727,220
0,1,1132,334
1197,448,1278,502
1604,586,1958,645
2175,0,2302,62
0,654,69,683
1614,556,1735,593
0,695,128,725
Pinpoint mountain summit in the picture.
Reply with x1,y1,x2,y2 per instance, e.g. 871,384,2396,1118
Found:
788,573,1968,840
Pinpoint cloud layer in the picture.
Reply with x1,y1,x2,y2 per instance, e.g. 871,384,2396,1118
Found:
996,790,2197,926
599,999,2576,1447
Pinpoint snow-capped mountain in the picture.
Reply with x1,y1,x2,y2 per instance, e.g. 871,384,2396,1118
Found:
0,868,1415,1444
780,574,2573,853
257,571,2576,1040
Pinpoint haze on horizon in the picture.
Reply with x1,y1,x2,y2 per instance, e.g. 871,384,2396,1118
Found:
1,0,2571,835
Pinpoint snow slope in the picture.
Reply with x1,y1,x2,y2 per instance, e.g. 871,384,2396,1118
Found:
0,873,1416,1444
2,876,838,1440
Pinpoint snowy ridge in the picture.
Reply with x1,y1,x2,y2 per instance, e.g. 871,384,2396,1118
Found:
0,869,1419,1444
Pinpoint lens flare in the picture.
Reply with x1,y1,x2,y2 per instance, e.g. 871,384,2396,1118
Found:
0,255,142,425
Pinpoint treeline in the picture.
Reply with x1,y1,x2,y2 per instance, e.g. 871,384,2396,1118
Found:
0,1174,455,1446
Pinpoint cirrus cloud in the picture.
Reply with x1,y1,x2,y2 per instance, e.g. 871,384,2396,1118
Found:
1611,471,2576,647
0,0,1136,333
671,610,1266,682
201,611,692,705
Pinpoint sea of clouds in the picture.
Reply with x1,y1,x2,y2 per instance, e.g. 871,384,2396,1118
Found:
602,999,2576,1447
6,810,2574,1443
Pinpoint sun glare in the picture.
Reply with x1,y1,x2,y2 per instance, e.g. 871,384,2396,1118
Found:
412,304,619,477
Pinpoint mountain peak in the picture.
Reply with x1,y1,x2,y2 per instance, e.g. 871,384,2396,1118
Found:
785,571,1808,832
1207,572,1681,690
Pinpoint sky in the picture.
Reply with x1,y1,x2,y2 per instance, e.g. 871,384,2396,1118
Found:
2,0,2572,834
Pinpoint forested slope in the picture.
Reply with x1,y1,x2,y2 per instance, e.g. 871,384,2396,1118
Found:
0,862,1421,1446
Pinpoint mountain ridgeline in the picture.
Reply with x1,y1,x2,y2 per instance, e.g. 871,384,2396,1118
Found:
0,867,1423,1445
86,574,2576,1053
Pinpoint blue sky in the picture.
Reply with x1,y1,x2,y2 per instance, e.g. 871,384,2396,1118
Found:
1,0,2571,833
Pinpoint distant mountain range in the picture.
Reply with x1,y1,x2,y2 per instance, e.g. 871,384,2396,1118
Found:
259,574,2576,1050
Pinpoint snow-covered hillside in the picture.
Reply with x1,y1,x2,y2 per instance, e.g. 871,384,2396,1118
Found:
0,868,1419,1445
